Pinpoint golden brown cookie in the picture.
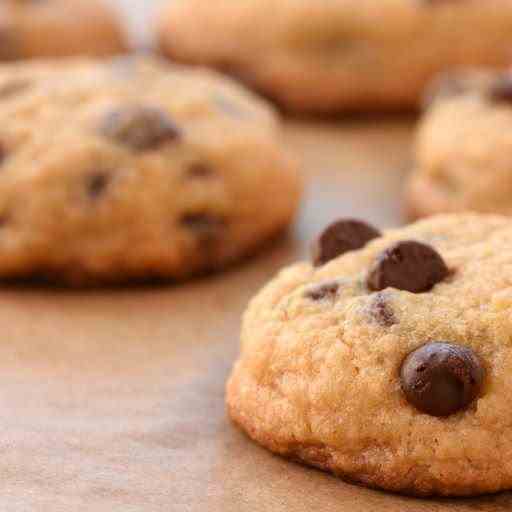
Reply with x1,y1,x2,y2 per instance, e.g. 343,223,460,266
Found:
407,70,512,219
227,214,512,496
158,0,512,113
0,0,127,60
0,57,300,284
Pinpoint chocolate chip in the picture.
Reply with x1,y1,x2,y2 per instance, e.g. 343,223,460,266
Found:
186,163,214,179
312,219,381,267
87,173,110,199
100,106,180,151
368,292,396,327
400,342,484,417
367,240,448,293
488,75,512,104
180,213,225,246
304,280,340,301
0,143,6,165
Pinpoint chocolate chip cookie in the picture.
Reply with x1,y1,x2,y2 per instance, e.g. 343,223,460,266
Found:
157,0,512,113
0,0,127,60
407,70,512,219
0,57,300,284
227,214,512,496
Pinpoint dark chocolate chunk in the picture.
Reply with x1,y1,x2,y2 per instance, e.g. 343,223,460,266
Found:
367,240,448,293
400,342,484,417
312,219,381,266
100,105,180,151
304,280,340,301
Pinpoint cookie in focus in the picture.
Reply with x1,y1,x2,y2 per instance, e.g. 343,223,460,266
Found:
227,214,512,496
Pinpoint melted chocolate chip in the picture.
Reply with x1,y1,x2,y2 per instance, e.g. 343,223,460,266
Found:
0,143,6,165
488,75,512,104
312,219,381,267
367,240,449,293
304,280,340,301
369,292,396,327
87,173,110,199
100,106,180,151
400,342,484,417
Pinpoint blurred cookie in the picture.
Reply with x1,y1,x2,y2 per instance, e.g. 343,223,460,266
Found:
407,70,512,219
0,0,127,60
0,57,300,284
227,214,512,496
157,0,512,113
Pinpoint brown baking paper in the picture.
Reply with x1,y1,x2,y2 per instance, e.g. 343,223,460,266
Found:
0,121,510,511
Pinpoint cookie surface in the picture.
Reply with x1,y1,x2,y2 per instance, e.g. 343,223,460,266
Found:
0,57,300,284
227,214,512,496
158,0,512,113
0,0,126,60
407,70,512,219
